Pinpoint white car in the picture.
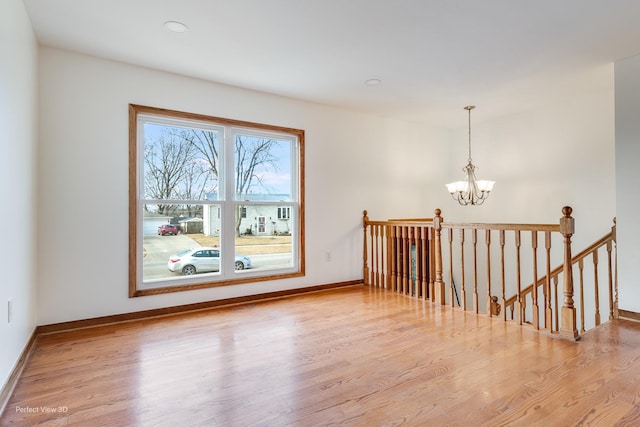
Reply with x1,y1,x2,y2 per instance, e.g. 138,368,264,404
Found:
167,247,252,275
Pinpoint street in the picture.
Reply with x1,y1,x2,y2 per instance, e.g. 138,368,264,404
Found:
142,234,293,280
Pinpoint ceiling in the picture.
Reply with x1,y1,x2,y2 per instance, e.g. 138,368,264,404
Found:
23,0,640,127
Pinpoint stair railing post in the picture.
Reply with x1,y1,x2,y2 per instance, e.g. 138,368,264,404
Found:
434,208,446,305
363,210,370,286
559,206,579,340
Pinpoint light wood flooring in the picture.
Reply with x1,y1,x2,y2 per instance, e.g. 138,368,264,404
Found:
3,285,640,426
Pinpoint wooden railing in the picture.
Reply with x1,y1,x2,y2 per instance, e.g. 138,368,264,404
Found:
505,220,617,334
362,207,618,340
362,214,436,300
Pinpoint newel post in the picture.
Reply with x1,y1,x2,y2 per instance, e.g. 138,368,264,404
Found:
434,208,446,305
363,210,370,286
559,206,579,340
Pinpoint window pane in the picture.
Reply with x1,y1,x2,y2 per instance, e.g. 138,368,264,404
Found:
143,123,220,201
234,204,294,272
142,204,221,282
234,134,292,201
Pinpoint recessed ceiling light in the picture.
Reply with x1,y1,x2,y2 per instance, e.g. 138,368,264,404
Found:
365,78,382,86
164,21,188,33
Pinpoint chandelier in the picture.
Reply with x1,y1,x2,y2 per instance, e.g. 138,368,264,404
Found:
446,105,495,206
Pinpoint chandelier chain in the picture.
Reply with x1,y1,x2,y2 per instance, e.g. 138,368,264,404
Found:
466,105,474,162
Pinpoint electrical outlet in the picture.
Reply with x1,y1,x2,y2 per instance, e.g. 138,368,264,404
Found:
325,251,332,262
8,299,12,323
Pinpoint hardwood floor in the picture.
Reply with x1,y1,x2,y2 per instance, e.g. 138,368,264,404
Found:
3,285,640,426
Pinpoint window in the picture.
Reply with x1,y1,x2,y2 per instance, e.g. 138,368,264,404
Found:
129,104,304,296
278,207,291,220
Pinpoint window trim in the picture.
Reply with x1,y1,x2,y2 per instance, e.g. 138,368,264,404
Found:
129,104,305,297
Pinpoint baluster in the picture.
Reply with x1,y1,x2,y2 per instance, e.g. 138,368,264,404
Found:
376,225,384,288
515,230,522,325
413,226,420,297
415,226,420,298
554,275,559,333
370,224,376,288
593,250,600,327
578,258,585,334
403,226,408,294
381,225,388,289
396,227,404,293
472,229,479,314
401,226,408,295
370,224,375,287
500,230,506,321
460,229,466,310
414,226,420,297
410,226,416,296
427,227,436,301
388,225,395,292
374,224,380,288
434,209,445,305
607,239,614,320
395,226,400,293
429,226,435,301
545,231,552,330
421,226,428,300
404,226,413,295
531,231,539,329
408,226,414,295
486,229,492,317
371,224,376,288
407,226,413,295
363,210,369,285
449,228,455,307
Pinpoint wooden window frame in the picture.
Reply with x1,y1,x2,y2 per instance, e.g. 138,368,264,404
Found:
129,104,305,297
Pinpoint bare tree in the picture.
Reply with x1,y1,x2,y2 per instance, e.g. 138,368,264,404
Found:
174,160,210,218
235,135,278,193
144,130,198,216
146,127,280,236
177,129,219,179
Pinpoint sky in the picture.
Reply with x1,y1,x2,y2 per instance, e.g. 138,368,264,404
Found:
143,121,294,197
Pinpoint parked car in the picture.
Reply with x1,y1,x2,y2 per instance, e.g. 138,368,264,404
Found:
158,224,179,236
167,247,252,275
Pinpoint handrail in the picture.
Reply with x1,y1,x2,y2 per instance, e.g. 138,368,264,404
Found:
388,218,434,222
366,219,434,226
443,222,559,232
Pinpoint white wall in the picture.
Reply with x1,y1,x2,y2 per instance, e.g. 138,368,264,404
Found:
0,0,39,393
437,65,616,248
36,47,617,325
36,47,448,325
615,55,640,313
431,71,616,320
